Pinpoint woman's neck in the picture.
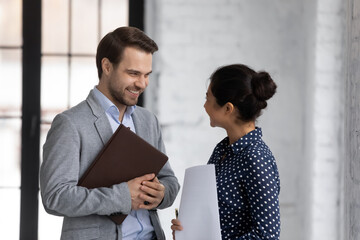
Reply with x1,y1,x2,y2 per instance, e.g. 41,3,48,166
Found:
225,121,255,145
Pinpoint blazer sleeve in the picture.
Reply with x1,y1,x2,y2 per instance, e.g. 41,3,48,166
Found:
40,113,132,218
151,115,180,210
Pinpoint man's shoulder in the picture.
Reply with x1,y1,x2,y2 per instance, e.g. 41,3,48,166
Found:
133,106,157,120
60,90,101,118
134,105,152,114
62,100,91,116
54,100,94,125
133,106,162,139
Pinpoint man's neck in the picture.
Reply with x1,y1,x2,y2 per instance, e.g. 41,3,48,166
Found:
118,107,127,123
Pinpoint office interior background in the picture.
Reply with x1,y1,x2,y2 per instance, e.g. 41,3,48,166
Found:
0,0,359,239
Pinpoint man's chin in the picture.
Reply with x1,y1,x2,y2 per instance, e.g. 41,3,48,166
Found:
124,99,138,107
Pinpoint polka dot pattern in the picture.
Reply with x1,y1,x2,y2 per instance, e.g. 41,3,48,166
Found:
207,127,281,239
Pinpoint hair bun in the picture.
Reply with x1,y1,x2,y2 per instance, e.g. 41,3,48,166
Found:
251,71,277,101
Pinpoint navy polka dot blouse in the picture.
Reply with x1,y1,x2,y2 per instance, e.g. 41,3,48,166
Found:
207,127,281,239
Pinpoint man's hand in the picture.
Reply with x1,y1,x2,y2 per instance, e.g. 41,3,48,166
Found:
127,174,165,210
127,173,155,210
138,176,165,209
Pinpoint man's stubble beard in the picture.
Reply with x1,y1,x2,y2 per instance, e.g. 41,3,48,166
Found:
109,86,139,107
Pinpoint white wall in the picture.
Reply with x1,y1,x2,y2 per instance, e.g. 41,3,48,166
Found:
309,0,345,239
145,0,346,239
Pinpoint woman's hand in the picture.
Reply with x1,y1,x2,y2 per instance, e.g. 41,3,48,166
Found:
171,218,183,240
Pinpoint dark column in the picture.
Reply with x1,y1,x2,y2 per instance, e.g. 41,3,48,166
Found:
129,0,144,30
129,0,145,107
20,0,41,239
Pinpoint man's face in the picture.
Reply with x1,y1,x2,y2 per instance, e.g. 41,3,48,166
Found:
100,47,153,109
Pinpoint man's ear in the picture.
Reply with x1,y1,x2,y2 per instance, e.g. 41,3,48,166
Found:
101,58,112,76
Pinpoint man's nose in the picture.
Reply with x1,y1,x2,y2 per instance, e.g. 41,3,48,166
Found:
135,76,148,89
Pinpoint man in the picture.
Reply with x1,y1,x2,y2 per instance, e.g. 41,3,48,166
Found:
40,26,180,240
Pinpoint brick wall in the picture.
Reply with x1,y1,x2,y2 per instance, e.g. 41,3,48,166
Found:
145,0,346,239
345,0,360,239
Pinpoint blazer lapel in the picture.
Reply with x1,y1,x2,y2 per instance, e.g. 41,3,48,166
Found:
94,116,113,145
132,108,152,144
132,110,145,139
86,89,113,145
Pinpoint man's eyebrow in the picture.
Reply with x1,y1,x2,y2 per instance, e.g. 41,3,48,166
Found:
126,69,152,75
126,69,140,73
145,70,153,75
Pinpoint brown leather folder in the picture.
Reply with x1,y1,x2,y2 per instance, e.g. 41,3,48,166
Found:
77,124,168,224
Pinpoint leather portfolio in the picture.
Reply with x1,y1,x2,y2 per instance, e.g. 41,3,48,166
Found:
78,123,168,224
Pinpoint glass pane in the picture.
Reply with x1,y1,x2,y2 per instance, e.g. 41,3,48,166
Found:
0,0,21,46
41,56,69,123
71,0,98,54
101,0,128,36
38,192,63,240
42,0,69,53
0,49,22,117
69,57,98,107
0,189,20,239
0,119,21,187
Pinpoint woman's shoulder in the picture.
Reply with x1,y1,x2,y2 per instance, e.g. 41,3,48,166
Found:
243,137,273,155
240,139,276,169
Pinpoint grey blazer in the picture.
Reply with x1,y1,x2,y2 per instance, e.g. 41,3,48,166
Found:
40,90,180,240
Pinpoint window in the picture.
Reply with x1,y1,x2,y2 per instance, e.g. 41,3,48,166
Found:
0,0,132,239
0,0,22,239
40,1,128,238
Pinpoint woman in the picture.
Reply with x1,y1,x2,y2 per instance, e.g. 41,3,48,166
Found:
171,64,281,239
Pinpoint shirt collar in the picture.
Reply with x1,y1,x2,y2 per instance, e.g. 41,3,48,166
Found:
93,86,136,122
123,105,136,120
221,127,263,155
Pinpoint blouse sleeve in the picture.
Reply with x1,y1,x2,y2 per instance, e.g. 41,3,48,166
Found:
238,147,281,240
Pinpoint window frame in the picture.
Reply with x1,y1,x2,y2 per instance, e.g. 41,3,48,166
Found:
17,0,143,239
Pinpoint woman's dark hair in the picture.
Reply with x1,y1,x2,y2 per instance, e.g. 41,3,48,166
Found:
210,64,277,121
96,26,158,79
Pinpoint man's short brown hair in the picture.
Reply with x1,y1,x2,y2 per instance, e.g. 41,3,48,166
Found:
96,26,158,79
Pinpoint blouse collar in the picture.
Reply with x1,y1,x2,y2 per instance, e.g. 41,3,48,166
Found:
221,127,263,155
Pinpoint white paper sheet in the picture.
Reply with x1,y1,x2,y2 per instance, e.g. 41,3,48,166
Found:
175,164,222,240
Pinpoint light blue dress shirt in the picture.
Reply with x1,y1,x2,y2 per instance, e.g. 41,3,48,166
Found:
93,87,155,240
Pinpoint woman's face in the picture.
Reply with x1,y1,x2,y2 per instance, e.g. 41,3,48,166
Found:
204,85,225,128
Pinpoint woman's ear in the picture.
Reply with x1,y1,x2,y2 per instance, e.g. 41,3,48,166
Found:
101,58,112,76
224,102,234,115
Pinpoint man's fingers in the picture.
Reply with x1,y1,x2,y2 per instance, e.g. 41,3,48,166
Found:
140,185,156,197
139,193,157,206
128,174,156,210
140,182,165,196
152,176,160,183
141,179,165,191
138,173,155,181
138,198,156,209
137,190,164,209
129,175,165,210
